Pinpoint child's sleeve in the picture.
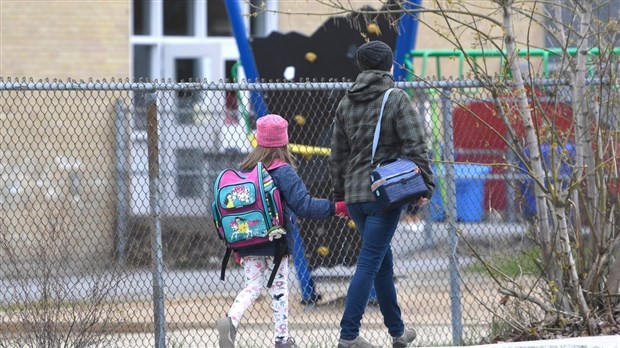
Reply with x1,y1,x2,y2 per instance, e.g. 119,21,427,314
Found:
271,165,335,220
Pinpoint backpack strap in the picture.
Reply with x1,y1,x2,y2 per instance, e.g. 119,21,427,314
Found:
266,239,286,288
221,248,232,281
221,242,285,288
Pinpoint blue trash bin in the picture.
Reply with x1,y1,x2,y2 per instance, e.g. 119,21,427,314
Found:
518,144,575,219
430,164,490,222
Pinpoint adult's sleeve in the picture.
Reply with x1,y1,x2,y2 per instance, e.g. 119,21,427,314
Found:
329,107,350,201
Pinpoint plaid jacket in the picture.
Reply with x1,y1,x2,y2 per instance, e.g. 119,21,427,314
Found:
329,70,435,204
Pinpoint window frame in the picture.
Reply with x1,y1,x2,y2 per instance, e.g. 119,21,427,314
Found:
130,0,278,81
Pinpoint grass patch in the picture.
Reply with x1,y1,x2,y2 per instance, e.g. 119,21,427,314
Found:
465,248,542,278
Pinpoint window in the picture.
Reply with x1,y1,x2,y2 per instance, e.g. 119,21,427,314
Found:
132,0,150,35
175,58,201,124
176,148,204,198
130,0,274,124
207,0,232,36
133,45,152,80
132,45,152,130
163,0,194,36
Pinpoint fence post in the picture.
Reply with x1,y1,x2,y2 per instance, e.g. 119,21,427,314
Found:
441,87,463,345
114,99,128,266
146,92,166,348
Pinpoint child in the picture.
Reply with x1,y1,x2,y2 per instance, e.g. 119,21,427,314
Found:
216,114,348,348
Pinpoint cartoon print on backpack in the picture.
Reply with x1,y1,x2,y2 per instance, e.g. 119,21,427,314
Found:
222,184,253,209
224,193,235,208
229,216,266,242
232,217,249,234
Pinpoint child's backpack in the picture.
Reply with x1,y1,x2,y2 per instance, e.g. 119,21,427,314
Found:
211,162,285,287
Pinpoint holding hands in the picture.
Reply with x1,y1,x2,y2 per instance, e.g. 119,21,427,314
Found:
407,197,429,215
335,201,349,219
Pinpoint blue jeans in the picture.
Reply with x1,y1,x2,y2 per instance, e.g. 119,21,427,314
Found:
340,202,404,340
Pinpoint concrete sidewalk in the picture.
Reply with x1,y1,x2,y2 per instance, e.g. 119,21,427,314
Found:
434,335,619,348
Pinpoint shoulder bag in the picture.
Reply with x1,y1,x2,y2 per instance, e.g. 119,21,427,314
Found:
370,88,429,212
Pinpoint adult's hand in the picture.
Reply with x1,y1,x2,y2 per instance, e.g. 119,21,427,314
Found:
414,197,430,207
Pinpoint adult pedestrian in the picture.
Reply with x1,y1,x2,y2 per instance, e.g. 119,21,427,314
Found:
329,40,435,348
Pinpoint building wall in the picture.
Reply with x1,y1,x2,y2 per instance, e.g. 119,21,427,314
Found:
0,1,129,270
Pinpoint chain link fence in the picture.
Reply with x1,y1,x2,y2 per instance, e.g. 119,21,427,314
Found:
0,78,582,347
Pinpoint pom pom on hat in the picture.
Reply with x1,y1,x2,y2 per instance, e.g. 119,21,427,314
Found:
356,41,394,71
256,114,289,148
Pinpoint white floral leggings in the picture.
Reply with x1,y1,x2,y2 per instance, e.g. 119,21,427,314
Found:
227,255,290,341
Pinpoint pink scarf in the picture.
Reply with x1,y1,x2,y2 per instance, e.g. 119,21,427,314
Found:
267,159,288,170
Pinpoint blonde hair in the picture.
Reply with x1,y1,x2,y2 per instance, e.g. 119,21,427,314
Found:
239,145,296,171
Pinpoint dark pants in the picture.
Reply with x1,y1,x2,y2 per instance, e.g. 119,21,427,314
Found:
340,202,405,340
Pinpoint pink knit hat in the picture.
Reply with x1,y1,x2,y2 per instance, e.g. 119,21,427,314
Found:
256,114,289,147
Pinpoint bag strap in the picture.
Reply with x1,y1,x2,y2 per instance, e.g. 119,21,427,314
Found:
371,88,395,165
220,248,232,281
221,244,283,288
266,239,285,288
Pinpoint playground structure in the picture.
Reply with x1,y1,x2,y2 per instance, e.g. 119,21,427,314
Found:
226,0,618,223
404,47,619,221
404,47,620,79
230,45,619,222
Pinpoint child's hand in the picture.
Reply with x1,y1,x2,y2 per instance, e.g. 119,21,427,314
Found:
268,225,287,241
335,201,349,219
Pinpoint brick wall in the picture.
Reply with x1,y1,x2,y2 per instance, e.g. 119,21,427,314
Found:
0,1,129,79
0,1,129,270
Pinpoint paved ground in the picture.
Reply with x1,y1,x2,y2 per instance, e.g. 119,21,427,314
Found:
442,335,620,348
1,220,582,348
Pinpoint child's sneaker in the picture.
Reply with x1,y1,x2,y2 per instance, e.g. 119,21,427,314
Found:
337,336,379,348
216,316,236,348
392,327,417,348
275,336,299,348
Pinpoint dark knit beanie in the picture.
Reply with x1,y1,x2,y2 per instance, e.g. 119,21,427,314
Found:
356,41,394,71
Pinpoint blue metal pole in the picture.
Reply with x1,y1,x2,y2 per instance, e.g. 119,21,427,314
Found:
291,224,319,303
393,0,422,81
224,0,269,117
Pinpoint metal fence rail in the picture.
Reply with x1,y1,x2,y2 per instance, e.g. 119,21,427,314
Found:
0,78,584,347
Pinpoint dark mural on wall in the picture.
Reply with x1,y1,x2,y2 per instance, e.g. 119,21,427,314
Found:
251,6,398,82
